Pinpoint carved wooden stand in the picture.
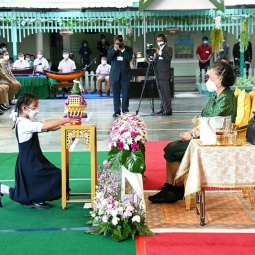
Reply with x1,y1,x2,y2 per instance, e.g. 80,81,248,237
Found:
61,124,97,209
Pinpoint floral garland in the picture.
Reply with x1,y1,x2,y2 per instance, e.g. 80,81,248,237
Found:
106,113,147,174
86,164,155,242
240,19,250,51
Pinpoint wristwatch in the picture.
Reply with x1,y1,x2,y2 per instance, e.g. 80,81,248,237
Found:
191,131,197,139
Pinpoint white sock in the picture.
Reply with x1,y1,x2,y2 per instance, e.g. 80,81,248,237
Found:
0,184,10,195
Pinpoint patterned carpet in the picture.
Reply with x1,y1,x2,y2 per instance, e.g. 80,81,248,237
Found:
145,191,255,229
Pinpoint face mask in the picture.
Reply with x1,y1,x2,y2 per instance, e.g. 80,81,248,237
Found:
4,55,9,60
2,47,7,51
222,39,225,42
102,39,105,43
37,54,42,59
26,107,39,118
26,58,30,62
19,57,24,61
83,43,87,46
101,60,107,65
203,41,208,44
157,42,164,47
238,39,241,42
206,79,220,92
63,54,69,59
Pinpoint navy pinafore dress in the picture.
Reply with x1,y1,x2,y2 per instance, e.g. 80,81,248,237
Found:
9,121,62,205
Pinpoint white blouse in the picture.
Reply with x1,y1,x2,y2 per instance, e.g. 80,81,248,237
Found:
16,117,44,143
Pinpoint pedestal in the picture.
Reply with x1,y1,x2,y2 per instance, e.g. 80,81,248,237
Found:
61,124,97,209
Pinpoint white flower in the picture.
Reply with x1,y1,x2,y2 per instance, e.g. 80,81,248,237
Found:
91,212,96,218
107,204,113,209
112,217,119,225
96,192,103,199
103,160,108,165
123,143,129,150
134,135,143,143
123,131,131,138
132,215,140,223
114,201,119,206
118,207,124,212
102,199,108,205
102,215,108,223
111,209,118,217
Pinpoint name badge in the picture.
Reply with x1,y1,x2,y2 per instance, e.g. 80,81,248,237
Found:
117,56,123,61
159,57,163,60
85,52,87,54
206,51,209,54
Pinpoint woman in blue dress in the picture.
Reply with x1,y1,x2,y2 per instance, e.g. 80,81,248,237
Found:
0,92,79,209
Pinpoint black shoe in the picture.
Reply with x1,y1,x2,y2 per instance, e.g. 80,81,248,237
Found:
24,202,51,209
148,183,174,200
9,100,16,105
112,112,120,118
174,185,185,200
154,109,164,114
4,104,11,109
161,110,172,116
0,184,4,207
148,189,180,203
0,105,8,111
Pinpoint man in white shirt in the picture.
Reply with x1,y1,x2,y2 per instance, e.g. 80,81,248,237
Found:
34,50,49,75
96,56,111,97
58,50,76,73
13,53,30,69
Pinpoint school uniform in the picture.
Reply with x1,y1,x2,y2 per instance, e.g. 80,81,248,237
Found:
9,117,63,205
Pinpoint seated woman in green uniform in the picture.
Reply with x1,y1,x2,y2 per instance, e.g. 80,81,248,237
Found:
149,61,237,203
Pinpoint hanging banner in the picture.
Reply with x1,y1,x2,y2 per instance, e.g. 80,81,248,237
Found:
175,35,194,59
139,0,155,13
209,0,225,12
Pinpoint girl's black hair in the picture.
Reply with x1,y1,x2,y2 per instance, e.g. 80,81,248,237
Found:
12,92,38,129
210,61,236,87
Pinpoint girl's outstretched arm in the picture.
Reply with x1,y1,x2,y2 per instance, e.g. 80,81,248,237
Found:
42,118,79,131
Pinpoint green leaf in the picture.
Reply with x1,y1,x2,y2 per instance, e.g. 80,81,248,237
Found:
85,220,93,225
123,150,145,174
86,226,104,235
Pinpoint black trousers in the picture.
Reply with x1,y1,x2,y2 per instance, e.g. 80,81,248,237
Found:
199,60,210,72
158,79,172,112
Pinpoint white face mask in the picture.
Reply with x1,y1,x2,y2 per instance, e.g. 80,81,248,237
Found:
101,60,107,65
222,39,225,42
4,55,9,60
2,47,7,51
157,42,164,47
26,107,39,118
63,54,69,59
19,57,24,61
102,39,105,43
206,79,220,92
37,54,42,59
26,57,30,62
83,43,87,46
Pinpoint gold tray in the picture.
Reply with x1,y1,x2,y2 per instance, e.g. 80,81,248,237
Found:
198,141,242,147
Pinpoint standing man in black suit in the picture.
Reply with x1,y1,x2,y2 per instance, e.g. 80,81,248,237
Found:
107,35,133,117
233,36,253,65
153,33,173,116
97,34,110,61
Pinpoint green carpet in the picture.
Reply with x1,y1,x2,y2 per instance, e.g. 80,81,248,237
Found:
0,152,136,255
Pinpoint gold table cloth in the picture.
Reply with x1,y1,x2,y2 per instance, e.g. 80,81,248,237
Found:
175,139,255,197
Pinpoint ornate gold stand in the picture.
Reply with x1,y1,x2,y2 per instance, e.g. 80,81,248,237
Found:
61,124,97,209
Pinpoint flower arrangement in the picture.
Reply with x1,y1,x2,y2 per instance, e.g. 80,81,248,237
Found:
240,19,250,51
211,17,223,53
106,113,147,174
73,78,85,94
86,165,155,242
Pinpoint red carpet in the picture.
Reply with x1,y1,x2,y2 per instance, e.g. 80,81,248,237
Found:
144,141,171,190
143,233,255,255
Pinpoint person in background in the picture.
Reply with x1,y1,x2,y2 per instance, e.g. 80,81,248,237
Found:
233,36,253,65
0,52,3,60
8,57,13,68
34,50,49,75
196,36,212,73
0,43,7,53
58,50,76,73
13,53,30,69
107,35,133,117
214,36,227,61
69,53,75,61
25,54,33,66
79,40,92,72
96,56,111,97
29,55,35,66
0,51,21,105
0,84,10,115
97,34,110,61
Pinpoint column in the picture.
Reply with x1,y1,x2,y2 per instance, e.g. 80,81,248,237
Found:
36,31,43,52
11,26,18,61
63,36,71,52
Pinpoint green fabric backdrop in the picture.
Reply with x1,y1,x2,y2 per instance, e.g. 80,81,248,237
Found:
15,76,50,99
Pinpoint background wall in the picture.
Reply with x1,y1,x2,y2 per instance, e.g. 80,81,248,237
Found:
0,29,254,76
